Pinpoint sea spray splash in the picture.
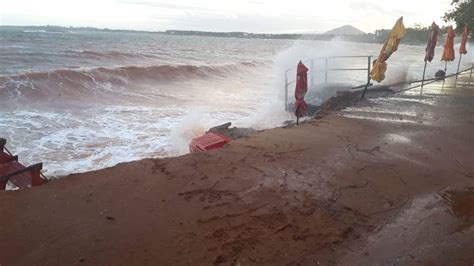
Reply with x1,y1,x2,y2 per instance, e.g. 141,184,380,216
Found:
239,39,376,128
265,39,371,110
169,106,211,155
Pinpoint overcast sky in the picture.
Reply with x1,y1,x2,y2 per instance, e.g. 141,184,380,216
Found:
0,0,454,33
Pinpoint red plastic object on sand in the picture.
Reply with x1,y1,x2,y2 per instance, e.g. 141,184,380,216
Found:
189,133,231,153
1,138,47,190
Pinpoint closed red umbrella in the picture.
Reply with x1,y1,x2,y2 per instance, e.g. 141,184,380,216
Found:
441,26,456,62
456,26,469,77
294,61,308,124
421,22,440,94
424,22,439,63
459,25,469,55
441,26,456,78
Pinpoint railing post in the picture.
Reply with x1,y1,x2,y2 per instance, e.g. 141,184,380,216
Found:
310,59,314,88
284,71,289,112
456,54,463,80
367,56,372,83
361,56,372,100
324,58,328,83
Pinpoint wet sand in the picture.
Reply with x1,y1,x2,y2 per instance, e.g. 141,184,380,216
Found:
1,73,474,265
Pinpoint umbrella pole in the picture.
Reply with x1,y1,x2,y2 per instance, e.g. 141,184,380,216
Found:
360,78,371,100
469,64,473,88
456,54,463,80
442,61,448,90
420,61,427,96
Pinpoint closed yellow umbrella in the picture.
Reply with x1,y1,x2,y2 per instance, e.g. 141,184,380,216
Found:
370,17,407,82
362,17,406,99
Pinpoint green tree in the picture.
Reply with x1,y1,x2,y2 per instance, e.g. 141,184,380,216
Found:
443,0,474,34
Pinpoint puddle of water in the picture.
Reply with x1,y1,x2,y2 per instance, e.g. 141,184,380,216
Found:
439,187,474,231
340,188,474,265
383,150,427,166
369,96,437,106
385,133,412,144
343,107,419,117
341,114,429,125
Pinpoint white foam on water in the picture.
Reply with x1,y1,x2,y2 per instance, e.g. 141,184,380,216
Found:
1,106,187,177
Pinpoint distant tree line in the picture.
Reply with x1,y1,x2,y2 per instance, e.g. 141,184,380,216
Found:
346,26,452,45
164,30,302,40
165,28,457,45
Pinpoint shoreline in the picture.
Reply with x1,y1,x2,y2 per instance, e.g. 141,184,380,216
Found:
1,74,473,265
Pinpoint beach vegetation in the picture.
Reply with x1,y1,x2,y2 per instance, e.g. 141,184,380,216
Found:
443,0,474,35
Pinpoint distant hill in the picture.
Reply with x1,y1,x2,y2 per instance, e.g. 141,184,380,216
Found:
323,25,365,35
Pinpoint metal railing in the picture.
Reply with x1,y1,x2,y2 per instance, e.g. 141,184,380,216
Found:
398,63,474,94
284,55,372,111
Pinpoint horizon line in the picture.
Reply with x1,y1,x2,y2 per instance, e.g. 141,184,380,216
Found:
0,24,374,35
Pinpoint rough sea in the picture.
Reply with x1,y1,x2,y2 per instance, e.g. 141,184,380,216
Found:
1,27,472,176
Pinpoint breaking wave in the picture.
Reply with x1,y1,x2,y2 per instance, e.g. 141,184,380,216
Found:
0,61,267,102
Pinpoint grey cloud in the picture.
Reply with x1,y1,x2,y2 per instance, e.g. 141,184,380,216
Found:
349,1,417,17
119,0,376,32
119,0,270,14
151,13,337,33
118,0,220,12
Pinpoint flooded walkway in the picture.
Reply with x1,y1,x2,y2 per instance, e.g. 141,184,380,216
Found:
336,73,474,265
342,71,474,126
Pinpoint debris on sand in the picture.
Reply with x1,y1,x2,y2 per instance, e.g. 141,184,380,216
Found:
207,122,257,140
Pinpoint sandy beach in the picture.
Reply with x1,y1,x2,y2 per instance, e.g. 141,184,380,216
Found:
1,73,473,265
